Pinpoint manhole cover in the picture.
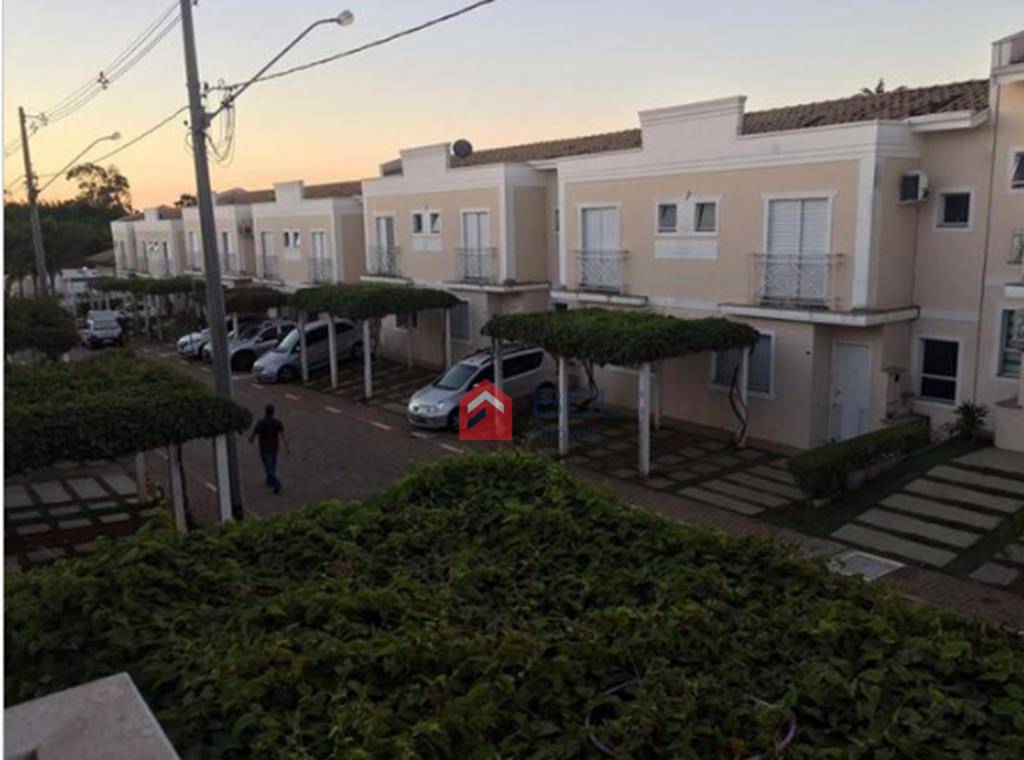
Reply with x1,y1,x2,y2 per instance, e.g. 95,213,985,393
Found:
828,550,904,581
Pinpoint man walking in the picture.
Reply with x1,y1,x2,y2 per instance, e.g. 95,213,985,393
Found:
249,403,288,493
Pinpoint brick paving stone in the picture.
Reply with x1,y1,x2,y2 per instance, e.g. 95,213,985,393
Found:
606,441,633,452
707,455,743,468
8,509,43,521
680,487,763,515
956,447,1024,473
904,479,1021,513
27,549,57,563
49,506,81,516
699,441,727,452
832,524,956,567
66,477,107,499
725,472,804,500
766,459,791,469
668,469,699,482
857,508,980,548
736,449,764,460
655,454,684,466
139,508,162,518
646,478,675,490
74,541,98,553
16,523,49,536
4,485,33,508
679,448,705,458
880,493,1001,530
750,465,798,485
927,465,1024,496
85,500,119,511
702,479,786,508
611,467,636,479
58,518,92,530
98,513,131,524
30,481,70,504
102,474,137,496
588,448,613,457
970,563,1020,587
690,463,720,475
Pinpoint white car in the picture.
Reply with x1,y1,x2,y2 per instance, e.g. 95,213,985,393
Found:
80,310,125,348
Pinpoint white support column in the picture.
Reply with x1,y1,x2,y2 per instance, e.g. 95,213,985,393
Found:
443,308,452,368
214,435,233,523
104,292,111,310
134,452,146,502
168,445,187,533
638,362,652,478
231,312,239,337
326,314,338,389
738,346,751,449
558,356,569,457
405,317,414,368
652,362,663,431
493,338,504,393
298,311,309,382
362,319,373,399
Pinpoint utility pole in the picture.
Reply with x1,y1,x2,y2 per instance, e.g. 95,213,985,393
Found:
18,107,48,296
178,0,244,520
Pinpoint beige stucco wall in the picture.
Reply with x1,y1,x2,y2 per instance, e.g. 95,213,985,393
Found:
182,208,256,277
364,187,502,283
513,185,549,283
133,224,186,276
340,212,367,283
251,210,332,286
562,159,861,309
871,157,921,310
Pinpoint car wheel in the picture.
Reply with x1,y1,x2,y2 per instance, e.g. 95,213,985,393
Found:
535,381,557,409
277,365,298,383
232,352,255,372
447,408,460,431
349,341,363,359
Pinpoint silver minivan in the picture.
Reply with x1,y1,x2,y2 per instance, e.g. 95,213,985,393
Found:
407,344,555,430
252,318,361,383
202,319,295,371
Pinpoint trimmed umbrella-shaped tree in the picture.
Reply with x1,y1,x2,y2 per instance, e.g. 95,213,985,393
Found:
5,354,252,529
483,308,761,477
292,283,459,397
4,297,79,361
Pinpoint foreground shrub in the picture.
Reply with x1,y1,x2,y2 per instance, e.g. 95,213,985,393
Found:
7,452,1023,757
788,418,931,495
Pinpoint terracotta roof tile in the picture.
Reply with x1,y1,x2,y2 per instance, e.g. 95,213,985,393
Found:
444,78,990,168
215,187,275,205
303,180,361,199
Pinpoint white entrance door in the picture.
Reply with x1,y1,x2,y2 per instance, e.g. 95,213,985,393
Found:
580,206,620,288
830,343,871,441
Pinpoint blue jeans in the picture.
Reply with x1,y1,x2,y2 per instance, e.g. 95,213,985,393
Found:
260,451,280,489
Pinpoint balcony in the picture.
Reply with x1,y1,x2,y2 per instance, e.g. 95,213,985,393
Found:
369,245,401,277
259,253,280,281
221,252,239,276
185,250,203,273
308,257,334,284
751,253,843,307
574,249,627,293
457,247,497,283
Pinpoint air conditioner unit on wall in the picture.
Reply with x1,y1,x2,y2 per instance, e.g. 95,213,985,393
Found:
238,225,254,237
898,171,929,204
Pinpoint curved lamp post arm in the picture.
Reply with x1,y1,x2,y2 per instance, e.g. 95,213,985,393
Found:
38,132,121,195
211,11,354,119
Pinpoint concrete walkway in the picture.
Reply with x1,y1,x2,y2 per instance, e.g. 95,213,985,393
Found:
831,447,1024,585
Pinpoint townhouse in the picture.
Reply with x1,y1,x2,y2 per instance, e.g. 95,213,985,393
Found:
249,180,365,292
360,146,551,367
112,206,185,277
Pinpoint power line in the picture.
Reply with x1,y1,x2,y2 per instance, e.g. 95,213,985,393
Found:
212,0,496,93
90,105,190,165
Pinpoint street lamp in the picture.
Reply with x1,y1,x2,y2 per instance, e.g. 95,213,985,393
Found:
37,131,121,195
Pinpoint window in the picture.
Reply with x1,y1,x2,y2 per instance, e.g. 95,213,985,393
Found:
503,351,544,379
220,231,231,254
554,207,560,233
712,334,772,395
694,201,717,232
412,211,440,235
311,231,327,259
920,339,959,403
396,312,418,330
283,230,300,248
429,212,442,235
657,203,678,233
187,231,199,256
451,301,470,341
412,213,424,235
999,310,1022,378
1013,151,1024,190
938,192,971,228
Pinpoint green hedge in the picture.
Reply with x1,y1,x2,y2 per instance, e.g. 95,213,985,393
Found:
7,452,1023,757
788,419,931,495
483,308,760,366
92,276,208,297
225,286,288,314
5,353,251,473
4,297,79,359
292,282,458,320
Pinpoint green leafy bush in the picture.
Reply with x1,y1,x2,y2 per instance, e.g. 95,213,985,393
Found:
5,353,251,473
292,282,458,320
7,452,1023,757
951,401,989,442
788,419,931,495
483,308,760,366
4,297,78,359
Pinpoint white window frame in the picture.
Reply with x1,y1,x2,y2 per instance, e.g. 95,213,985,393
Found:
934,189,973,231
708,330,775,400
310,230,329,260
411,210,442,237
1011,147,1024,192
187,230,199,260
915,335,962,407
655,201,679,235
760,191,836,254
693,199,718,234
577,202,622,250
995,307,1023,379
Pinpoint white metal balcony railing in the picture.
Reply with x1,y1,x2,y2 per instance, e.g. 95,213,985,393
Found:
370,245,400,277
752,253,843,307
457,247,497,282
222,252,249,277
186,250,202,272
309,257,333,284
575,249,627,293
260,254,280,280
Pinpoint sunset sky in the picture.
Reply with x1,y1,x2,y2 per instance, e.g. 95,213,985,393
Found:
4,0,1021,209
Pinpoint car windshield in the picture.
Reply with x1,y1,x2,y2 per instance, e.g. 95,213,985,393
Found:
434,362,478,390
93,320,118,330
275,328,300,353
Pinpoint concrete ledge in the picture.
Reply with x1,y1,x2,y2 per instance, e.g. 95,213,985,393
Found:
550,289,649,307
719,303,920,327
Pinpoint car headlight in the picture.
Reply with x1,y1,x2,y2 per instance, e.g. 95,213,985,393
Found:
416,404,440,415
